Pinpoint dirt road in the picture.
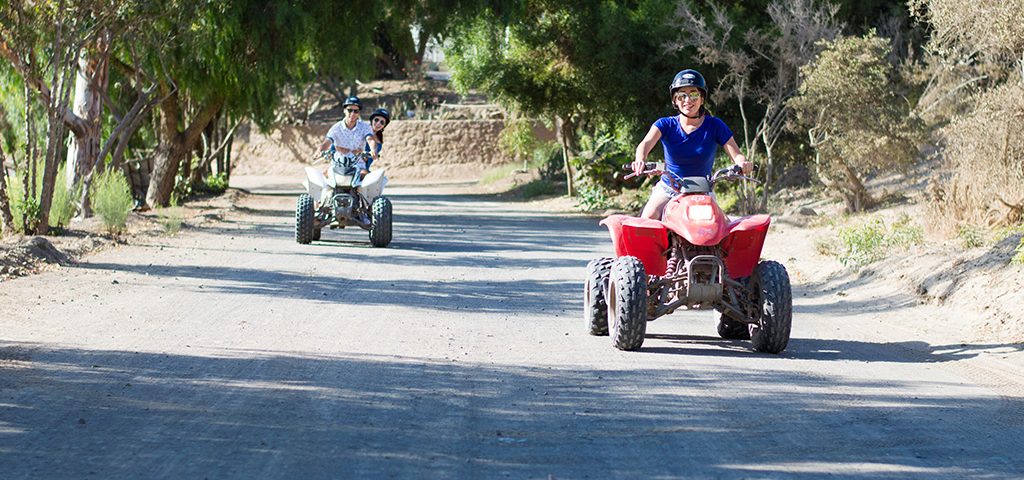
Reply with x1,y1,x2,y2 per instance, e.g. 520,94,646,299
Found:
2,182,1024,478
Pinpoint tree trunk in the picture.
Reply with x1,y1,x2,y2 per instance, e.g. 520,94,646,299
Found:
145,89,223,208
0,141,15,234
555,115,577,197
65,31,111,205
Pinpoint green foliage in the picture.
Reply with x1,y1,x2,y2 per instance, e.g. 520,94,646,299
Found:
573,131,632,194
715,188,739,215
788,31,923,211
156,205,184,235
91,168,134,233
532,142,564,181
49,164,80,231
957,225,986,248
575,183,613,211
1013,237,1024,266
817,213,924,267
446,1,677,149
498,116,539,160
200,172,228,194
517,178,560,199
7,176,39,234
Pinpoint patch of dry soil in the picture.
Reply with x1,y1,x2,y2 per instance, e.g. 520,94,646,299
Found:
0,190,241,281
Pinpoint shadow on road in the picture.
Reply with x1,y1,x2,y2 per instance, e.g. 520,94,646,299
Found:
1,342,1023,478
641,332,1023,363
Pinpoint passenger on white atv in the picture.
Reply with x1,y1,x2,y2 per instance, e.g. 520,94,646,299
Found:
630,69,753,220
364,108,391,168
319,96,379,176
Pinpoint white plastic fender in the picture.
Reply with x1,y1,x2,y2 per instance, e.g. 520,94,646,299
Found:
303,167,330,205
358,169,388,202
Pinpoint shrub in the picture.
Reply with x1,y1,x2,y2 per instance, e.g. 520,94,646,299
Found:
575,183,614,211
49,164,80,231
91,168,133,233
787,31,923,212
156,205,184,235
820,213,924,267
957,225,986,248
1013,237,1024,266
201,172,228,194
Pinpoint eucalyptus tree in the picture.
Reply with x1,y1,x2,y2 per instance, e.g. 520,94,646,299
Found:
0,0,110,233
142,0,381,208
446,0,677,196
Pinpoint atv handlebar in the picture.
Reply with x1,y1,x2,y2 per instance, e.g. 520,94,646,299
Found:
622,162,761,188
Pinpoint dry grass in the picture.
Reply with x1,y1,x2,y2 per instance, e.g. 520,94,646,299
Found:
927,81,1024,232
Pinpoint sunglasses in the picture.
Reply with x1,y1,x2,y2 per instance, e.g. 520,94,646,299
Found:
674,91,701,102
346,108,361,114
372,118,386,125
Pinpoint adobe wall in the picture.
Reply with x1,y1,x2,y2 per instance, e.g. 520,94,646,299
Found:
231,119,527,181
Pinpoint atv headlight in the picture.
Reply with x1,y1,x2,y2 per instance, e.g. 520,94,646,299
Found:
687,204,714,221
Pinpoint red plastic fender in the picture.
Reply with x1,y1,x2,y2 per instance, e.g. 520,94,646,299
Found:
599,214,669,276
721,214,771,279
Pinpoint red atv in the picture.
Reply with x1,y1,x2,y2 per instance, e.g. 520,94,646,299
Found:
584,163,792,353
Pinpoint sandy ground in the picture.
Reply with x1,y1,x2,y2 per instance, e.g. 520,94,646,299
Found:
2,175,1024,478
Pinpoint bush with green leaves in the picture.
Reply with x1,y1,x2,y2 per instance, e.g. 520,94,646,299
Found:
48,164,80,231
201,172,229,194
1013,237,1024,266
91,168,134,233
817,213,924,267
5,161,78,233
788,31,923,212
156,205,184,235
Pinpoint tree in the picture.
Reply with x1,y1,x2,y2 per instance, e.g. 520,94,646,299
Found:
666,0,843,213
446,1,676,196
787,32,921,212
142,0,382,208
0,0,103,233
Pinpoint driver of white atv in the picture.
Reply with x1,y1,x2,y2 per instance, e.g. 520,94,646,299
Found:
318,95,379,176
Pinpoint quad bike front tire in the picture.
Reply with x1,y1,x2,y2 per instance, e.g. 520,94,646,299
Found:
584,257,613,336
295,194,314,244
369,196,393,247
607,256,648,351
749,260,792,353
312,228,321,241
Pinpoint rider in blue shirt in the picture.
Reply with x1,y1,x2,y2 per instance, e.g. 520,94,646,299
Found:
631,69,752,220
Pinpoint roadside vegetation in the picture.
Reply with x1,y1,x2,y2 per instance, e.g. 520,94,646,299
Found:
0,0,1020,273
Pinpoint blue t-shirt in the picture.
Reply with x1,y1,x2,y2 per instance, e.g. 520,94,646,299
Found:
654,114,733,184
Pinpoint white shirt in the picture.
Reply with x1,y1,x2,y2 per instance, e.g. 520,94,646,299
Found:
325,120,373,152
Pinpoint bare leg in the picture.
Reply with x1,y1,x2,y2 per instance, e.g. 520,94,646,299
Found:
640,184,673,220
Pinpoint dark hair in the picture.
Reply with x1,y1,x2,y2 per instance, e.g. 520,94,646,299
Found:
375,131,384,144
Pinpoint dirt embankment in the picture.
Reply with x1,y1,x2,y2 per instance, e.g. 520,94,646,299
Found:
231,119,532,181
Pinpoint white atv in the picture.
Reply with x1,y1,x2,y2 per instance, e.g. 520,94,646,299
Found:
295,150,393,247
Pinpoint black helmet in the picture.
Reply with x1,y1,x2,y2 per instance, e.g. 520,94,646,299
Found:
369,108,391,126
669,69,707,97
342,96,362,108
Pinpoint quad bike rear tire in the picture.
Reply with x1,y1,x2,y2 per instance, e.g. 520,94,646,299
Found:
749,260,792,353
295,194,314,244
607,256,647,351
584,257,613,336
716,314,751,340
369,196,393,247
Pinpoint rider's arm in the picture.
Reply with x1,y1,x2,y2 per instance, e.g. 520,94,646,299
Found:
365,135,379,162
723,137,753,174
319,138,332,152
632,125,662,175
